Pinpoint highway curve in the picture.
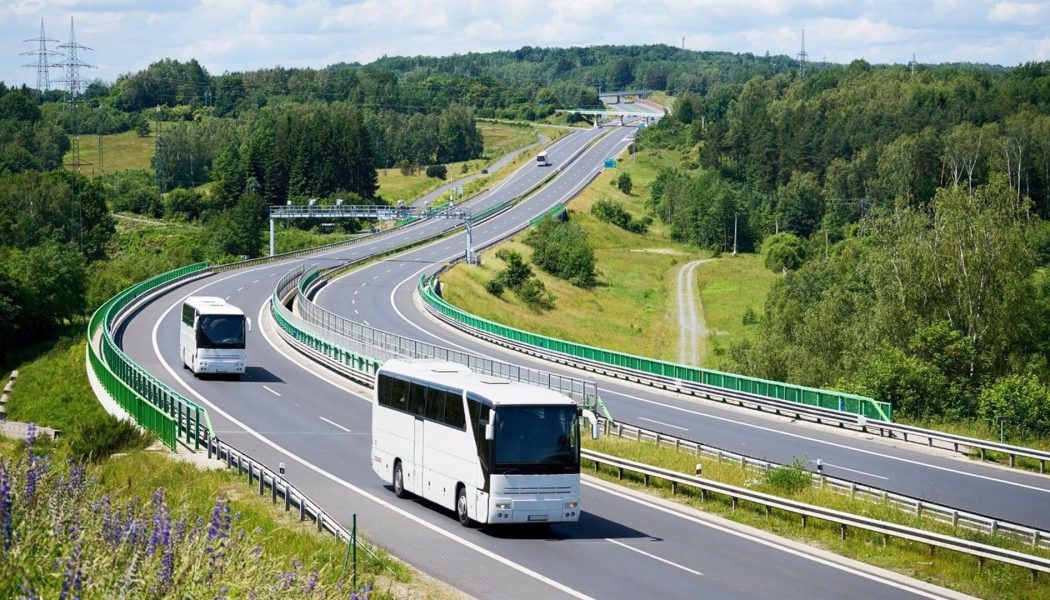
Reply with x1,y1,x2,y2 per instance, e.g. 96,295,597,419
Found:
117,125,965,599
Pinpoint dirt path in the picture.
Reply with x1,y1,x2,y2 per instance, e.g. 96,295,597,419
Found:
676,259,713,366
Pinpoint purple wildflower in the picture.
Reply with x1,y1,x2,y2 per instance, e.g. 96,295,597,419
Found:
1,462,12,551
305,571,319,593
58,540,83,600
25,422,37,450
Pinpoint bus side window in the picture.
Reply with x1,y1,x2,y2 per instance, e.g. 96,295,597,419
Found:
467,396,491,473
425,389,446,423
378,375,408,412
407,382,427,417
181,304,194,326
444,391,466,430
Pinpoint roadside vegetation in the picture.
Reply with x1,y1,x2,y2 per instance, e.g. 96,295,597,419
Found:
583,435,1050,600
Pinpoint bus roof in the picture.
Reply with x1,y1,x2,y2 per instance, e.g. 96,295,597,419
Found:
183,296,245,316
378,359,577,407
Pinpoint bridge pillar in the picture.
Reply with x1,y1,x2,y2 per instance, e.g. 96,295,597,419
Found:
269,218,275,256
620,115,625,126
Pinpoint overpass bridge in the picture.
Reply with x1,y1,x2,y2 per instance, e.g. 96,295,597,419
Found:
598,89,653,103
557,107,662,127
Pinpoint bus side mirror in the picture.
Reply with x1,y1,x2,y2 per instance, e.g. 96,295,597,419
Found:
245,317,252,333
484,422,494,441
581,409,601,440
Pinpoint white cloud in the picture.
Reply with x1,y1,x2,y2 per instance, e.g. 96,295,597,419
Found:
987,2,1046,25
2,0,1049,87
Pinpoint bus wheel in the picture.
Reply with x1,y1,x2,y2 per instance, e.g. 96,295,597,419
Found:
456,485,473,527
393,461,408,499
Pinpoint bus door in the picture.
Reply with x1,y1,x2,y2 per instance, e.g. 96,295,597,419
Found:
413,416,425,494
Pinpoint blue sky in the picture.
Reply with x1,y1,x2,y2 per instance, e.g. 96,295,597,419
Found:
3,0,1050,88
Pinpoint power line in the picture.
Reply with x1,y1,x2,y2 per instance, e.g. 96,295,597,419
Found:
20,19,61,97
54,17,95,174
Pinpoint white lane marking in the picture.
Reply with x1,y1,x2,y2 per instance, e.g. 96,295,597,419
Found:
361,282,367,287
351,299,355,305
586,481,948,599
354,290,358,295
253,279,260,284
612,390,1050,494
320,416,352,433
810,460,888,480
363,320,370,326
224,296,230,300
269,273,276,277
604,538,702,576
372,275,378,280
262,385,282,397
148,290,593,600
637,417,688,432
354,309,359,315
385,269,392,273
237,286,244,292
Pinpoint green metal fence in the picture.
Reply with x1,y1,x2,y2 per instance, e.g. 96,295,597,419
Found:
86,263,215,450
419,275,892,421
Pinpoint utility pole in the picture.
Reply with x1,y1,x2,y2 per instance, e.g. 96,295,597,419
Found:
21,19,60,98
55,17,95,173
796,29,809,78
98,128,104,176
733,212,738,256
681,36,685,50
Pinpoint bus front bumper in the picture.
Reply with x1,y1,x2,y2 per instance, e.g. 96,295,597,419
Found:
490,498,581,523
196,358,245,374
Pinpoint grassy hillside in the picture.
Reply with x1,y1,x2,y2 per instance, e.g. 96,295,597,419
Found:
441,147,709,362
65,129,157,176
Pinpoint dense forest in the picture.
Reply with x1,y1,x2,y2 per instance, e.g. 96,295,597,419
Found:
1,44,1048,436
635,58,1050,436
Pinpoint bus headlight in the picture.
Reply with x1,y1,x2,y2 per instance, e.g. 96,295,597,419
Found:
564,501,578,509
495,502,511,510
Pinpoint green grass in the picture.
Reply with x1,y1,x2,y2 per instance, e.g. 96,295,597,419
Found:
377,123,543,205
647,91,675,109
585,435,1050,600
479,122,537,158
65,129,157,176
695,253,780,366
441,145,706,361
5,333,107,432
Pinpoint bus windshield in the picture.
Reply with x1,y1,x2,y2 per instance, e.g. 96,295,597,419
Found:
196,315,246,349
493,405,579,474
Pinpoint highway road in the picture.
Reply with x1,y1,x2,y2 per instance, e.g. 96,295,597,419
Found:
310,147,1050,533
116,124,966,598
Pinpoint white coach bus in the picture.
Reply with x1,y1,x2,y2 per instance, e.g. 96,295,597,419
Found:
179,296,248,377
371,359,601,526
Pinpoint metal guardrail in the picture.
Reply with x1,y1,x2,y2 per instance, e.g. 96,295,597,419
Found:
418,275,890,421
418,276,1050,475
205,436,355,542
602,419,1050,551
583,449,1050,578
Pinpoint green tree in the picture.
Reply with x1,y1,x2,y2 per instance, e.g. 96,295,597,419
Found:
761,232,806,272
776,171,823,237
977,374,1050,437
616,172,633,195
205,192,268,259
525,218,597,287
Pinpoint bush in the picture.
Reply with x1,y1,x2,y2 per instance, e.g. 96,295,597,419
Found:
616,172,633,195
484,278,504,296
977,374,1050,437
742,306,758,326
68,415,151,462
763,457,811,494
163,188,206,221
761,232,806,272
425,164,448,180
525,218,597,287
515,278,555,311
591,198,650,234
845,347,949,419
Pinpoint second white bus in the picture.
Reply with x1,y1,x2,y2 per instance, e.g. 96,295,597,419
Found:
179,296,248,377
371,359,600,526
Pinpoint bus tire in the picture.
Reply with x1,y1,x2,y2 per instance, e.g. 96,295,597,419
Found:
393,461,408,499
456,485,473,527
